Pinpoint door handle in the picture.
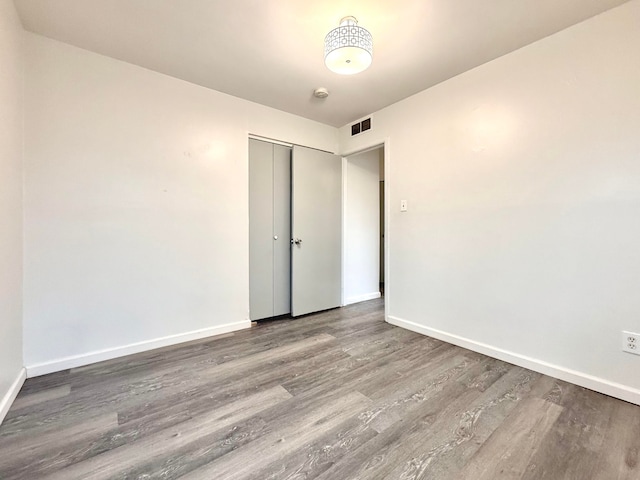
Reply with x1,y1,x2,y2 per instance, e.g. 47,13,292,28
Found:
291,238,303,245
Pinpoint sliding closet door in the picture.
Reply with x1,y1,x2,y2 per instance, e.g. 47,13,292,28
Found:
251,139,340,320
249,139,274,320
272,144,291,316
291,145,342,316
249,139,292,321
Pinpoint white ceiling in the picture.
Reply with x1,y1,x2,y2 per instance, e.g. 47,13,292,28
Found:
14,0,630,127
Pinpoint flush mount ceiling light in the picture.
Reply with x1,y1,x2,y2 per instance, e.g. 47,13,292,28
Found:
324,16,373,75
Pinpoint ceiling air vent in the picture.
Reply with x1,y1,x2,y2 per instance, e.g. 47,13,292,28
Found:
351,117,372,136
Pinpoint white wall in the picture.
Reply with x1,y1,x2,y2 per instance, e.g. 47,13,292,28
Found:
0,0,25,421
23,34,337,374
344,149,381,304
340,0,640,404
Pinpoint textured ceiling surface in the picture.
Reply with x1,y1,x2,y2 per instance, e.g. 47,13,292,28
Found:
15,0,630,127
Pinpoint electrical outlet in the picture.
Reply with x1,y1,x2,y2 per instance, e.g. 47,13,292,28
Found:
622,331,640,355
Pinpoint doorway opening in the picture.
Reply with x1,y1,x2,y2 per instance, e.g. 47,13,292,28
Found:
343,145,385,306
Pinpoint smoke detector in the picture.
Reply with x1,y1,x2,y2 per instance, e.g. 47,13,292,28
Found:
313,87,329,98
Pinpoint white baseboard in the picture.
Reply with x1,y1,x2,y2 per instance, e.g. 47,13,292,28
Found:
387,315,640,406
345,291,381,305
26,321,251,378
0,368,26,426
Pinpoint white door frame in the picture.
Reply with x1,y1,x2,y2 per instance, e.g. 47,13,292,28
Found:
341,138,391,321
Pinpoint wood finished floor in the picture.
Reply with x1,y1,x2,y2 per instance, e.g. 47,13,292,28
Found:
1,299,639,479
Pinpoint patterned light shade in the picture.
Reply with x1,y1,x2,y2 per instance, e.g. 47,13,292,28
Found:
324,16,373,75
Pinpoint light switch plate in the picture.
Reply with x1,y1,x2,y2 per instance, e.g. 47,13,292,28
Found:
400,200,408,212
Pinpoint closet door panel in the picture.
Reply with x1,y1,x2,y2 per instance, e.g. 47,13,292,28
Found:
291,146,342,316
249,139,274,320
273,144,291,316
